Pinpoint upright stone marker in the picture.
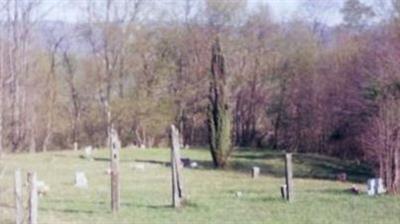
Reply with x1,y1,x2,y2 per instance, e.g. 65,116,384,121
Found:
285,153,294,202
74,171,88,188
367,178,386,196
252,167,260,179
170,125,184,208
27,172,38,224
14,170,23,224
84,146,93,160
109,128,121,213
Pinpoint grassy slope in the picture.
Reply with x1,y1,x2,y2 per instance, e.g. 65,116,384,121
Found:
0,148,399,224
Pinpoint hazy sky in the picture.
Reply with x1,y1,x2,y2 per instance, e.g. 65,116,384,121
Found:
41,0,344,25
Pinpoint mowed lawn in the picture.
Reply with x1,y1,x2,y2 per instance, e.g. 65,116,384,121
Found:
0,148,399,224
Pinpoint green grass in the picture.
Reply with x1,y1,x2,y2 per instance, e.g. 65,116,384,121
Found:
0,148,399,224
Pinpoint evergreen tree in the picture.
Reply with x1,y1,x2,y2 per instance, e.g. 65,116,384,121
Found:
208,37,232,168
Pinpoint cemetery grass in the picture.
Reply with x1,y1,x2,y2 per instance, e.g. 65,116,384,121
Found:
1,148,400,224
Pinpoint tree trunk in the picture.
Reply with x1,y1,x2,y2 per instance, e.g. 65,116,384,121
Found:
42,112,52,152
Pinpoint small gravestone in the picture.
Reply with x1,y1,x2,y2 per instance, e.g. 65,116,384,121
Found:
75,171,88,188
376,178,386,194
367,178,385,196
140,144,146,149
104,168,112,175
74,142,78,151
190,161,198,168
280,185,287,199
127,144,138,150
36,180,50,196
132,163,145,171
84,146,93,160
235,191,243,198
349,185,360,194
252,167,260,179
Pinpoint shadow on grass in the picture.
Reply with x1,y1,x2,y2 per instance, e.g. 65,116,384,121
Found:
122,201,199,210
40,207,96,214
293,153,372,183
86,148,373,183
134,159,169,166
92,157,109,162
305,188,361,196
89,156,140,163
130,152,372,183
249,196,283,203
179,149,372,183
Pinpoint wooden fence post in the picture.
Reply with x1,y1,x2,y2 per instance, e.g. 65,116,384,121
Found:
170,125,184,208
110,128,121,213
14,170,23,224
27,172,38,224
285,153,294,202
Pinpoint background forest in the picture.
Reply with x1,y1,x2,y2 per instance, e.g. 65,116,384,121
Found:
0,0,400,191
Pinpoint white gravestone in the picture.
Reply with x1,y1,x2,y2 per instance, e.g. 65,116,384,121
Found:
36,180,50,196
84,146,93,160
190,161,198,168
367,178,386,196
132,163,145,171
252,167,260,179
75,172,88,188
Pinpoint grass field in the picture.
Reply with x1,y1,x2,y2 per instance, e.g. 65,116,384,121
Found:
0,148,399,224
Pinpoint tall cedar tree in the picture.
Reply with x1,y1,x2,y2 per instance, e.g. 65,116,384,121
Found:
208,38,232,168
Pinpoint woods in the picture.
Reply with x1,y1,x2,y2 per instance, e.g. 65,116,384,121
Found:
0,0,400,192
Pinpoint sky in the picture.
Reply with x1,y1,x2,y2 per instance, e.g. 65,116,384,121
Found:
40,0,346,25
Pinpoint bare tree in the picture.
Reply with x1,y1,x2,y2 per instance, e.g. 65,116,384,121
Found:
42,33,63,152
83,0,143,144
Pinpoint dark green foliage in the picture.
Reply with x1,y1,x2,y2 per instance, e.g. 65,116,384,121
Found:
208,38,232,168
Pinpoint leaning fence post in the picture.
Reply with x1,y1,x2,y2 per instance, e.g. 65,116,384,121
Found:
170,125,184,208
14,170,23,224
285,153,294,202
110,128,121,213
28,172,38,224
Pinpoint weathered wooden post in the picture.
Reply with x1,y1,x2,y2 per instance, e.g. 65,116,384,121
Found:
252,166,260,179
170,125,184,208
27,172,38,224
14,170,23,224
110,128,121,213
285,153,294,202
